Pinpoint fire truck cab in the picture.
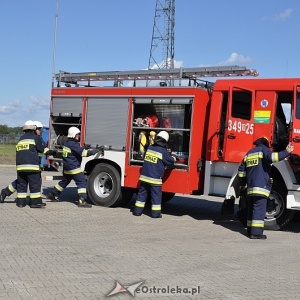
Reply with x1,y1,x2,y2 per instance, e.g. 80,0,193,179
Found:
48,66,300,230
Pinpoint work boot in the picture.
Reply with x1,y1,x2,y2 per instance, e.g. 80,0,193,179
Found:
132,212,142,216
46,192,59,202
0,189,6,203
249,234,267,240
78,198,92,208
151,214,162,218
30,204,46,208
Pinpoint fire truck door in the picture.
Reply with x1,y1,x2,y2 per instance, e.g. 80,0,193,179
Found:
291,86,300,157
223,86,255,163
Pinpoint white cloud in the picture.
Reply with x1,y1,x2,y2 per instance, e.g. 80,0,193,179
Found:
263,8,294,21
0,96,50,127
222,52,252,65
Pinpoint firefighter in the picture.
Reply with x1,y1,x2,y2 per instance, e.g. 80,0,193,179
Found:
15,120,46,208
0,121,52,203
238,137,294,239
132,131,176,218
46,126,99,207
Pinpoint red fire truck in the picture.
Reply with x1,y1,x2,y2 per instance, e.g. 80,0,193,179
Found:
47,66,300,230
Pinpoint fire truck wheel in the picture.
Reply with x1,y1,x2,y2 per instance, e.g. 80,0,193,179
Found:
237,182,295,231
264,182,294,230
88,163,123,207
161,192,175,203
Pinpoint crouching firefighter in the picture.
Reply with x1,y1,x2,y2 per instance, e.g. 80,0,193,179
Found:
132,131,176,218
46,127,99,207
238,137,294,239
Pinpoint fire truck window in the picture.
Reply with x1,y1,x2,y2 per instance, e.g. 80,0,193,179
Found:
231,91,252,120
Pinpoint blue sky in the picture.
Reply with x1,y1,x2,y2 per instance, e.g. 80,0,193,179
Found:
0,0,299,127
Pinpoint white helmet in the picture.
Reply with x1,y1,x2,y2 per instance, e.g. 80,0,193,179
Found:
157,131,169,142
67,127,81,138
22,120,36,131
33,121,43,129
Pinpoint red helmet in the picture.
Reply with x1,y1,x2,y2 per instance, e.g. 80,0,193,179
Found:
145,115,159,127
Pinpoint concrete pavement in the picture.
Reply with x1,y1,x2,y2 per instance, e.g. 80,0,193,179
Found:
0,165,300,299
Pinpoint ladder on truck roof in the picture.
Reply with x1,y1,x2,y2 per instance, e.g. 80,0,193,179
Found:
54,65,258,86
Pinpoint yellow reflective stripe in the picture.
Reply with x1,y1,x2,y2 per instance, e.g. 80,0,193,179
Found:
82,149,88,157
251,220,264,227
77,188,86,194
135,201,145,208
8,184,16,193
147,149,163,159
16,165,40,171
55,184,63,192
152,205,161,211
63,146,71,153
30,192,42,199
139,175,162,185
238,171,246,178
247,220,252,226
247,187,270,197
64,168,82,175
272,152,279,162
17,193,27,199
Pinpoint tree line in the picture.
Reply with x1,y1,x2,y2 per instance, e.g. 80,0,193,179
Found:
0,125,23,135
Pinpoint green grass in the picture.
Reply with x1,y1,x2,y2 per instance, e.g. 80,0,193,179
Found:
0,144,16,165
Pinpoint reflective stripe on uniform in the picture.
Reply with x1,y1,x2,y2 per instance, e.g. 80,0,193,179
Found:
272,152,279,162
247,187,270,197
238,171,246,178
77,188,86,194
30,192,42,199
16,164,40,171
139,175,162,185
251,220,264,228
152,204,161,211
8,184,16,193
55,184,64,192
82,149,88,157
17,193,27,199
64,168,82,175
135,201,145,208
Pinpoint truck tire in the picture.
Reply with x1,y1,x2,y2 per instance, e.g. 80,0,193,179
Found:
237,182,294,230
87,163,124,207
265,182,294,230
161,192,175,203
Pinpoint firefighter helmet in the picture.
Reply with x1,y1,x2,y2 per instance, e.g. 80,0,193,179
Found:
33,121,43,129
22,120,36,131
67,127,81,138
157,131,169,142
253,136,269,147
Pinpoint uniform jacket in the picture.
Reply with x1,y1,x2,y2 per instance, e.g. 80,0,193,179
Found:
62,139,95,175
16,131,45,172
238,144,289,197
139,143,175,185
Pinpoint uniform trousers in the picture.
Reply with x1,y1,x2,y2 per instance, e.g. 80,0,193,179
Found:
247,195,267,236
134,181,162,217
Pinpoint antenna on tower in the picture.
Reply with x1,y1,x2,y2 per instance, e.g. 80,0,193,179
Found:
147,0,175,86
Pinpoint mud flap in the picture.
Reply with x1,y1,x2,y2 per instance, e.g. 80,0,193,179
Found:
221,196,235,215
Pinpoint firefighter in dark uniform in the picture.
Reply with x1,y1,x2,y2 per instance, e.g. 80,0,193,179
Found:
133,131,176,218
46,127,98,207
238,137,294,239
16,120,46,208
0,121,52,203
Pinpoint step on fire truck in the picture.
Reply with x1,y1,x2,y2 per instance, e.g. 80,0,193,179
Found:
47,65,300,230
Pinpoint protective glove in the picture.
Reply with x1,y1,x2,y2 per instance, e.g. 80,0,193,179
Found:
89,149,99,155
44,148,57,156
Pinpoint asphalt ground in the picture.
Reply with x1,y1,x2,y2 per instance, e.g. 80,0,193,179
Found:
0,165,300,300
